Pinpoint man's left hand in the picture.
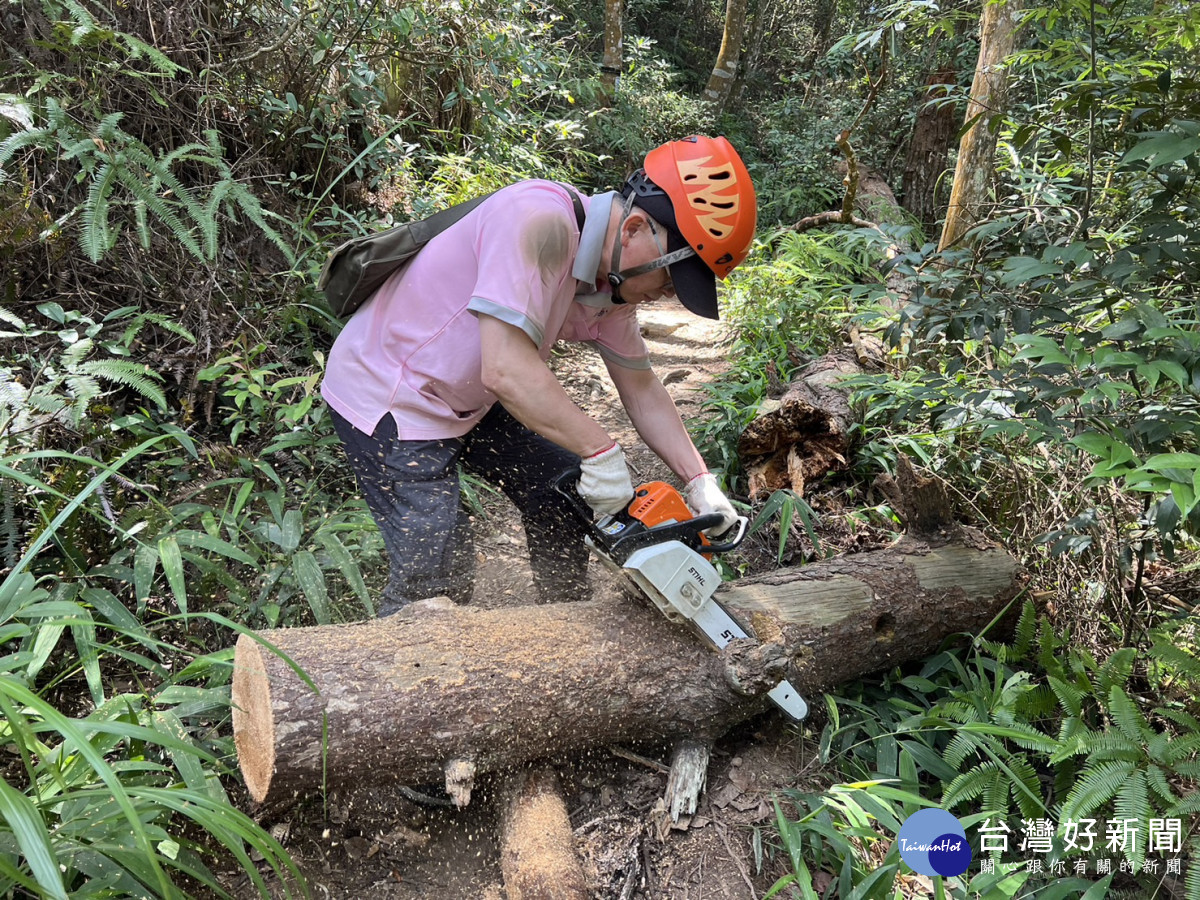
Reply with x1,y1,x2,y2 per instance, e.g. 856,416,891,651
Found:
685,473,738,536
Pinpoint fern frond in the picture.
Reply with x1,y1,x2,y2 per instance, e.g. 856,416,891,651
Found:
0,306,28,335
61,337,96,369
81,161,117,262
116,33,185,76
1082,730,1144,762
1106,686,1149,743
1170,789,1200,817
1114,769,1150,870
1009,599,1037,660
1007,755,1045,819
943,762,1001,811
0,126,58,179
1147,764,1177,808
1155,707,1200,734
117,312,196,346
1098,648,1136,694
944,731,983,769
76,360,166,410
959,720,1061,754
1048,675,1084,718
65,372,102,424
113,163,205,261
225,180,297,263
1166,760,1200,779
1159,732,1200,764
1148,639,1200,675
939,700,981,725
1050,717,1088,763
133,195,151,250
1061,760,1136,821
982,768,1012,821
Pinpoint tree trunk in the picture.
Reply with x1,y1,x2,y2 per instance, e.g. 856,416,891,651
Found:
939,0,1025,250
902,66,958,234
703,0,749,108
232,509,1023,806
600,0,623,104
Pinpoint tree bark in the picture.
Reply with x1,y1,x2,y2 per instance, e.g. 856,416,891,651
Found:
703,0,749,108
499,766,589,900
232,518,1023,807
600,0,623,104
902,66,958,234
939,0,1025,250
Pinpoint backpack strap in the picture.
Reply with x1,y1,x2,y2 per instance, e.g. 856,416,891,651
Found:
557,183,586,234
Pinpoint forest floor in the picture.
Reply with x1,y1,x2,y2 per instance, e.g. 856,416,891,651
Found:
242,305,847,900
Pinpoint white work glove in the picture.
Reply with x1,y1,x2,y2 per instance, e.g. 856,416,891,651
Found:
578,443,635,516
685,473,738,536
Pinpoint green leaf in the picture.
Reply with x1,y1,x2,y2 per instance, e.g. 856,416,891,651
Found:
291,551,330,624
157,535,188,615
0,779,68,899
1121,133,1200,169
174,529,256,565
318,531,374,617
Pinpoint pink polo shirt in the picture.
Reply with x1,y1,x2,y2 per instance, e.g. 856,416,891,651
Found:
321,181,649,439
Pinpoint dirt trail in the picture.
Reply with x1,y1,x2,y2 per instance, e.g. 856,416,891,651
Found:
249,306,818,900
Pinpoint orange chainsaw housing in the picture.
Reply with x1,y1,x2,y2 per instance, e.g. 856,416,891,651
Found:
626,482,711,553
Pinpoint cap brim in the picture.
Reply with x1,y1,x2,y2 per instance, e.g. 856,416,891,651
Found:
633,192,720,320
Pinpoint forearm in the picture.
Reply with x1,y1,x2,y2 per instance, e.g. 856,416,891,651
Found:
479,316,613,457
610,365,706,482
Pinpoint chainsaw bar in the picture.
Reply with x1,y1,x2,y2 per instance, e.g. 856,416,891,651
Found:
619,542,809,721
554,469,809,721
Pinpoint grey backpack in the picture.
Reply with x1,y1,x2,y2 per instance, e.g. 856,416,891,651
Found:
317,188,585,318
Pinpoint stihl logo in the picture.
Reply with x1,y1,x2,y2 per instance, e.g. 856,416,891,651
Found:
687,565,709,587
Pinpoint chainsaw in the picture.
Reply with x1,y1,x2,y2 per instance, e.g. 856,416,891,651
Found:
554,470,808,721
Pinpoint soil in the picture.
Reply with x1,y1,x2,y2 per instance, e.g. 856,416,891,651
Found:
242,306,838,900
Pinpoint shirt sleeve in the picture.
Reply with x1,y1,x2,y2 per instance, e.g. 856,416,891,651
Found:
465,186,578,347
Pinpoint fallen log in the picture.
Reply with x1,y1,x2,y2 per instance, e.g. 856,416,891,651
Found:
499,766,589,900
232,520,1023,807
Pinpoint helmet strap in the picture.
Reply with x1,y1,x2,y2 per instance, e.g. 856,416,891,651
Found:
606,192,696,302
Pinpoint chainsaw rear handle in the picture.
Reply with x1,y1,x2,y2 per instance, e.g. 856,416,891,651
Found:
551,467,747,554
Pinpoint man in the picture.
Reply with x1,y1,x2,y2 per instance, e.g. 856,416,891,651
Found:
321,135,757,615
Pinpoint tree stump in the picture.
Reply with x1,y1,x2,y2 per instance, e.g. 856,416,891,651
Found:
737,350,867,499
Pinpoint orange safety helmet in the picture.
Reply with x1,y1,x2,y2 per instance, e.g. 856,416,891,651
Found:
643,135,757,279
612,136,757,319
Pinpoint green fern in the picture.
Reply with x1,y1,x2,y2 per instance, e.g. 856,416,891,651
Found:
75,360,166,412
1114,770,1152,870
1061,759,1137,821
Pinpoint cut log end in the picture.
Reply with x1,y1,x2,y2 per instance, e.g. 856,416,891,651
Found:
231,633,276,804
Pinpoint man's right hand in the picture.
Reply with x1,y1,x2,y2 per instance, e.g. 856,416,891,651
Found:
577,443,635,516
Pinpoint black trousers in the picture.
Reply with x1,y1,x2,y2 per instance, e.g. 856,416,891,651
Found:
331,404,591,615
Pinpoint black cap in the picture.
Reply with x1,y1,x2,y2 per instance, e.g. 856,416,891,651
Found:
622,186,720,320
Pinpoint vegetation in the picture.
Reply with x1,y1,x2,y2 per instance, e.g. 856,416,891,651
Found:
1,0,1197,896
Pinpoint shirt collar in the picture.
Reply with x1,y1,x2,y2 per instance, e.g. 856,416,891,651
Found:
572,191,618,307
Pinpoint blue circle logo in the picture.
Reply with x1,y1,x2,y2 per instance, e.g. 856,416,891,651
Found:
896,809,972,877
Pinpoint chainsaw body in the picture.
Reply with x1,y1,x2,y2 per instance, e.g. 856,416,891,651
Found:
554,471,808,721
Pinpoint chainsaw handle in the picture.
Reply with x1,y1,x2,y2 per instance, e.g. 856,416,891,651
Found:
702,515,749,553
551,466,616,546
551,466,593,521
